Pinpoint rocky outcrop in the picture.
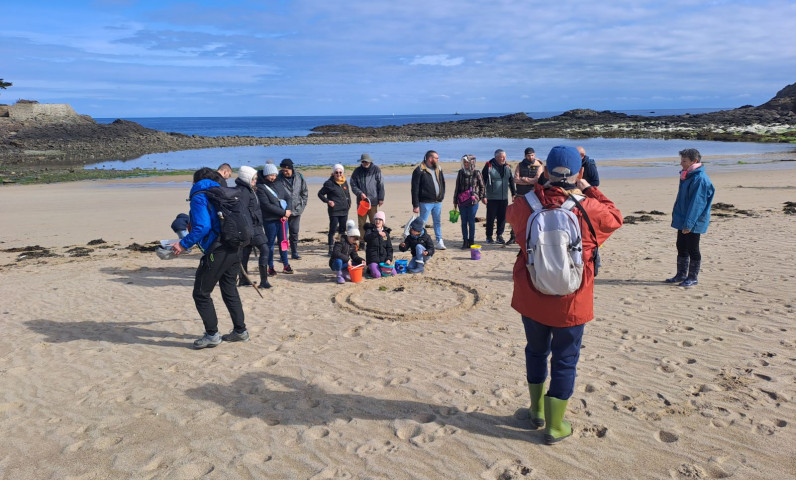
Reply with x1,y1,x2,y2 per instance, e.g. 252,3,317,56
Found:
1,83,794,170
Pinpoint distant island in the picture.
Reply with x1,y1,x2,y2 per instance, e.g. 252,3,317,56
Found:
1,82,794,183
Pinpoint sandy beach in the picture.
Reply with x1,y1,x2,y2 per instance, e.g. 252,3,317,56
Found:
0,164,794,479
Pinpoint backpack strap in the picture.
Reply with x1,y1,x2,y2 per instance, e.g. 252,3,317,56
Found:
523,190,544,212
567,194,597,240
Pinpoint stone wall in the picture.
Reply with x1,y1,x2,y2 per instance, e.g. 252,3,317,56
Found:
2,103,81,121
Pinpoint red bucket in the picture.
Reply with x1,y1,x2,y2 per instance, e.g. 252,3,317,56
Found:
357,198,371,216
348,264,365,283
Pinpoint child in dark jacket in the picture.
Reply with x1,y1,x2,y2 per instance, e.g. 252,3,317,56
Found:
329,220,365,284
398,217,435,273
363,211,394,278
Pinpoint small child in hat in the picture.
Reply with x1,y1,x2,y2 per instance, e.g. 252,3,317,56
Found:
398,217,435,273
363,211,394,278
329,220,365,284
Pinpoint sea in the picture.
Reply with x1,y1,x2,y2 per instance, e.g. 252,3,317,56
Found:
91,110,796,181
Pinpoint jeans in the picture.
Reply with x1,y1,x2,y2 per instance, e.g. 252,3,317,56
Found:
459,203,478,242
192,246,246,335
418,202,443,241
521,315,585,400
328,214,348,246
485,199,508,239
264,220,289,268
330,258,344,272
408,244,428,272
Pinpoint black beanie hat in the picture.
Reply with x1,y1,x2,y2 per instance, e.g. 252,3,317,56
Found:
280,158,294,169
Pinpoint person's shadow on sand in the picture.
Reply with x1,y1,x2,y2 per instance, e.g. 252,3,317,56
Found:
185,371,542,443
24,319,195,348
100,266,195,288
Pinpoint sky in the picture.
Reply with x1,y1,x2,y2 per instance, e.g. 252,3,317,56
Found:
2,0,795,118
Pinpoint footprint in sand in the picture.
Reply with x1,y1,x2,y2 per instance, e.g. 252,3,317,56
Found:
656,430,679,443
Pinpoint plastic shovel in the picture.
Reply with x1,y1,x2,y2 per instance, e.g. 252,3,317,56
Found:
280,219,290,252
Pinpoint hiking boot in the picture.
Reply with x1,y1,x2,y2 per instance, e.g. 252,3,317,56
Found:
496,235,506,245
268,267,277,276
436,239,446,250
193,332,221,349
221,330,250,343
460,240,469,249
506,233,516,245
238,274,252,287
283,265,294,274
486,237,494,244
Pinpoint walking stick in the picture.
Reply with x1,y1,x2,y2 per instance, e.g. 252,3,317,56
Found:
239,265,264,299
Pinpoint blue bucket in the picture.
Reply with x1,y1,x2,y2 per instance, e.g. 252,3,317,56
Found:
394,259,408,274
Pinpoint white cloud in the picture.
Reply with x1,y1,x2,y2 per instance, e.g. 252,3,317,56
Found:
408,55,464,67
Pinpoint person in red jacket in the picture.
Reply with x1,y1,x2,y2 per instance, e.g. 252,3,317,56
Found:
506,145,623,444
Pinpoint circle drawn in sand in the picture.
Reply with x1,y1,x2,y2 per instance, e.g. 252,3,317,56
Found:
332,276,480,321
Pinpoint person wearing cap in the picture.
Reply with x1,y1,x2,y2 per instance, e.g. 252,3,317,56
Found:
235,165,270,289
171,167,248,349
256,162,294,276
350,153,386,233
515,148,543,196
363,210,394,278
665,148,714,287
398,216,435,273
411,150,447,250
318,164,352,256
576,146,600,187
329,220,365,284
482,149,516,244
453,154,485,249
506,146,622,444
274,158,308,260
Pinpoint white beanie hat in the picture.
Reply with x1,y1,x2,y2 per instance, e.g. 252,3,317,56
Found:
345,219,360,237
263,163,279,176
333,164,345,174
238,165,256,184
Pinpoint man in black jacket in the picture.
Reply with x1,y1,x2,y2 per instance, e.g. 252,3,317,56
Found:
577,146,600,187
350,153,385,233
411,150,446,250
275,158,309,260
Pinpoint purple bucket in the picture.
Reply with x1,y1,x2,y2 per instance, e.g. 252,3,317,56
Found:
470,244,482,260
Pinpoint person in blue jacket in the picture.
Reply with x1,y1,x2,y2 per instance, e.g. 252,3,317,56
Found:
666,148,715,287
171,167,248,349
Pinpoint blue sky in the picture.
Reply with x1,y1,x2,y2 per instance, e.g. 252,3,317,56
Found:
2,0,795,117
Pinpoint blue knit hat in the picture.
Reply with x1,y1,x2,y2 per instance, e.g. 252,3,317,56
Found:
410,217,425,232
546,146,581,177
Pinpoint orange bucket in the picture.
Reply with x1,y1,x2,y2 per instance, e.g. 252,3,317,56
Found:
348,264,365,283
357,198,371,216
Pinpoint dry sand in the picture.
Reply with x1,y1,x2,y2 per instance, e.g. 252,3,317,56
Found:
0,165,794,479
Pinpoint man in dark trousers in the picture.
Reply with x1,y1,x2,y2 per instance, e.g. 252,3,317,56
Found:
482,149,516,244
350,153,385,232
172,167,249,349
275,158,308,260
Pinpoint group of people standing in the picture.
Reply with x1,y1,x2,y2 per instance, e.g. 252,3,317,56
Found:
171,145,714,448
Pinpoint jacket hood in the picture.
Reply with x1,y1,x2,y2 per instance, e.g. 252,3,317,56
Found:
189,178,220,197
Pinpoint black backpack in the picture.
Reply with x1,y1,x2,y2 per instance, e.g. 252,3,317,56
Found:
192,186,253,249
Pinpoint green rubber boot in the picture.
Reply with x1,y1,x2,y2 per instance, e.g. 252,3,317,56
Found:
544,396,572,444
528,383,545,429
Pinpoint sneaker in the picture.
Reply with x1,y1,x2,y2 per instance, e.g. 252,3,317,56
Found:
505,235,516,245
460,240,469,250
283,265,294,274
415,257,425,265
221,330,250,342
486,238,494,244
496,235,506,245
291,253,302,260
193,332,221,349
436,239,446,250
268,267,277,276
408,265,425,274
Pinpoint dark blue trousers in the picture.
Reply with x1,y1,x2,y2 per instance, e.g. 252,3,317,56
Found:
522,316,585,400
